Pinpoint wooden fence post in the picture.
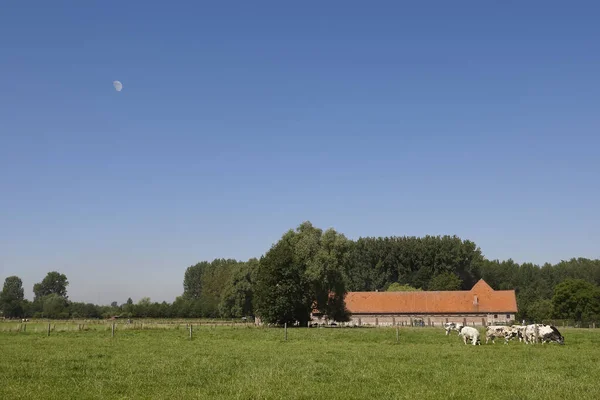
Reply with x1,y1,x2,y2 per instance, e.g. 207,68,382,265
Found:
112,323,115,338
284,323,288,341
189,324,193,340
396,327,399,343
47,323,51,337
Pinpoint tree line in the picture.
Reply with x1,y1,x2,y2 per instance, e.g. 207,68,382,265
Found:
0,271,205,320
2,222,600,323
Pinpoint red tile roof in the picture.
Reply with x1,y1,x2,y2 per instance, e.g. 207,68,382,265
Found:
344,279,517,314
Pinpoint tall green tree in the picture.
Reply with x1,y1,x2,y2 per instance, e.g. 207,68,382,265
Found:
254,231,310,325
183,262,206,299
136,297,152,318
428,272,463,291
182,259,239,317
386,283,422,292
552,279,600,321
309,228,352,322
199,259,238,317
345,235,483,291
254,222,350,325
0,276,25,318
170,296,192,318
33,271,69,301
42,294,69,319
219,259,257,318
527,299,554,322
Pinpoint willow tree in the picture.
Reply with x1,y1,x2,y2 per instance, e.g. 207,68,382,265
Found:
253,222,350,325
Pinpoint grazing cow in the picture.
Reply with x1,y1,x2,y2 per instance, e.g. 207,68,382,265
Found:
539,325,565,345
458,326,481,345
509,325,526,342
443,322,464,336
524,324,565,345
523,324,544,344
485,325,514,344
537,325,564,345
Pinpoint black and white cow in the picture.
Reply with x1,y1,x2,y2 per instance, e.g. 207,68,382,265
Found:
523,324,544,344
485,325,514,344
443,322,464,336
524,324,565,345
509,325,526,342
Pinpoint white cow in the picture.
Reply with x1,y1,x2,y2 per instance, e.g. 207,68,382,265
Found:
443,322,464,336
485,325,514,344
458,326,481,345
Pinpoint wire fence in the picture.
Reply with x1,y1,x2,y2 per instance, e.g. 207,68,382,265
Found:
534,319,599,329
0,318,257,334
2,318,599,334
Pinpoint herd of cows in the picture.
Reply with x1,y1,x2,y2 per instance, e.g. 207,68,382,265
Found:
10,319,565,346
444,322,565,346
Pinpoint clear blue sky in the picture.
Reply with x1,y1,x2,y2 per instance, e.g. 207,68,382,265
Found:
1,1,599,304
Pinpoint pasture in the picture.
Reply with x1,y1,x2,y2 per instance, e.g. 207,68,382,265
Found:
1,322,600,399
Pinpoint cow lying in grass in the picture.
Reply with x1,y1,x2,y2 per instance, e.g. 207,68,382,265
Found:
458,326,481,345
443,322,464,336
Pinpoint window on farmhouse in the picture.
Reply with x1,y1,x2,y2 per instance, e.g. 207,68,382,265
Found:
506,314,511,319
494,314,498,318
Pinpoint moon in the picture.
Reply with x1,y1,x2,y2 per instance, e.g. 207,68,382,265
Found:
113,80,123,92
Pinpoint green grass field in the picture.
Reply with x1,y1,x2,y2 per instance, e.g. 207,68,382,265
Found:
1,322,599,399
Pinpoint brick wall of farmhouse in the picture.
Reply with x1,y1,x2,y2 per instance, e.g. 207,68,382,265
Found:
312,313,515,326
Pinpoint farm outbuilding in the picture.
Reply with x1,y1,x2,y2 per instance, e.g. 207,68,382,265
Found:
313,279,517,327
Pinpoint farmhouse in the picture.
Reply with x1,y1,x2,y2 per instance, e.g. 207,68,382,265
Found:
315,279,517,327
